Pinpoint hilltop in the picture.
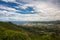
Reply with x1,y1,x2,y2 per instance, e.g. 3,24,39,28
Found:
0,22,60,40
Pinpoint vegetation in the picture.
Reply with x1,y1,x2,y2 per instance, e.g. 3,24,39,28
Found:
0,22,60,40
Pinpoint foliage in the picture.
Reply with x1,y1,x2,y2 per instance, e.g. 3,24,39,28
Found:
0,22,60,40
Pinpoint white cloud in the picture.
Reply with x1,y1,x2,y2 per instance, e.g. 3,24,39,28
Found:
0,0,60,21
2,0,16,2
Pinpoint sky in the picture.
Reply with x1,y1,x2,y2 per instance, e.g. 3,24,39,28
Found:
0,0,60,21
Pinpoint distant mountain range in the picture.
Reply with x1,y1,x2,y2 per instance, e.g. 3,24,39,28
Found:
11,20,60,25
0,20,60,25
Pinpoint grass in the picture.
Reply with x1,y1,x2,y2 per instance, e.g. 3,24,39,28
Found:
0,22,60,40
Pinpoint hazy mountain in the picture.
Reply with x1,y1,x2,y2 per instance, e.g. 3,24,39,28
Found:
11,20,60,25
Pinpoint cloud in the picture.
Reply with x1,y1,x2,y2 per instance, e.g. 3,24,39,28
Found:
2,0,16,2
0,0,60,21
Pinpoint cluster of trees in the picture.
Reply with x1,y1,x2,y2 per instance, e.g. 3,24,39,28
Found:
0,26,31,40
0,22,60,40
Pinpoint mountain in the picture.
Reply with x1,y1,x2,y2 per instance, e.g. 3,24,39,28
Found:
11,20,60,25
0,22,60,40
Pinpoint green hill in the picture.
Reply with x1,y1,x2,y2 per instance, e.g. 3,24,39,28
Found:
0,22,60,40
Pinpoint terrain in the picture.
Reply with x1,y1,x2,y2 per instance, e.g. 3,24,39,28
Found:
0,21,60,40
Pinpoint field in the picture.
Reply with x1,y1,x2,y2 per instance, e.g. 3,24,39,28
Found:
0,22,60,40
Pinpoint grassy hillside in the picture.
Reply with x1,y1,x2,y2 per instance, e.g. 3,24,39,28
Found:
0,22,60,40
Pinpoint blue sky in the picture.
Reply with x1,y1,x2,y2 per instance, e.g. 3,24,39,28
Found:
0,0,60,21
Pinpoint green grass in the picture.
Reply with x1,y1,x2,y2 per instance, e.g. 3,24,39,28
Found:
0,22,60,40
